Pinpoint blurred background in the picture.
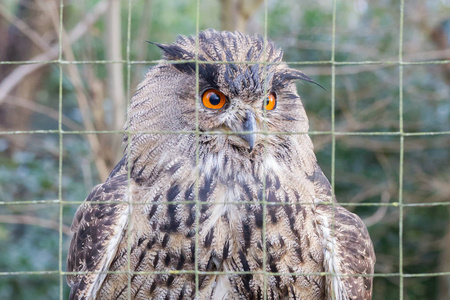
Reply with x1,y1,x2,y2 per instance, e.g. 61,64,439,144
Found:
0,0,449,299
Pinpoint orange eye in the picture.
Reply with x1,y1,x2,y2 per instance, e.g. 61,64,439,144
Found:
264,92,277,111
202,89,227,109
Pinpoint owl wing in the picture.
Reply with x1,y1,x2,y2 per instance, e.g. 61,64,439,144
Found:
316,203,376,300
67,174,132,300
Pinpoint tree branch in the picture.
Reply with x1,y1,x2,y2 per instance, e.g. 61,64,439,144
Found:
0,2,53,53
0,0,109,103
106,0,125,131
42,0,109,181
106,0,126,164
0,214,72,236
4,95,83,131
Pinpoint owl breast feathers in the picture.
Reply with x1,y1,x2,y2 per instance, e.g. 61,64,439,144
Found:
67,29,375,300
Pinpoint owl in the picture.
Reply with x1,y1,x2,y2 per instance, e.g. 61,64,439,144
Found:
67,29,375,300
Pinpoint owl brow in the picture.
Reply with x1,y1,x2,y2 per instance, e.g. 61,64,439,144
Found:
148,41,223,87
197,61,221,87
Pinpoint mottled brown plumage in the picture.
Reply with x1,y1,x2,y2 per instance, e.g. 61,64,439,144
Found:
67,29,375,300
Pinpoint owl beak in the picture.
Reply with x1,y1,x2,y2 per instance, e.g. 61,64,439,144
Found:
241,110,256,151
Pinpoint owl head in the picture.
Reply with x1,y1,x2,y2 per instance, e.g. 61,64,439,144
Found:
125,29,319,170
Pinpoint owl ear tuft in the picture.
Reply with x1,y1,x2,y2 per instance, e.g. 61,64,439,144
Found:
147,41,199,74
283,69,326,90
147,41,195,62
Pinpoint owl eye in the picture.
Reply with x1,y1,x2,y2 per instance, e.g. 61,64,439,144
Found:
264,92,277,111
202,89,227,109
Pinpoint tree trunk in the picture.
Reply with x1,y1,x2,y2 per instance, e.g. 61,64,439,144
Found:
219,0,264,32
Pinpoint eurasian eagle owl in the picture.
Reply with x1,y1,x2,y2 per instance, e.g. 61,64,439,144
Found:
67,29,375,300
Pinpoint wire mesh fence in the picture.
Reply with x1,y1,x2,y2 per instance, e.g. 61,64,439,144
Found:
0,0,449,299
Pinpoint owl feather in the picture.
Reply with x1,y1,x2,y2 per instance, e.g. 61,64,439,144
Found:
67,29,375,300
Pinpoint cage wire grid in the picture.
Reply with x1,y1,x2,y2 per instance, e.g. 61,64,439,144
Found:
0,0,449,299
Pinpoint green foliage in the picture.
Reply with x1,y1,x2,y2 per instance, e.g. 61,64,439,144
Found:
1,0,449,299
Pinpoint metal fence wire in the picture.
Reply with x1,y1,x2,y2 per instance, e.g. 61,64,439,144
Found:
0,0,449,299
